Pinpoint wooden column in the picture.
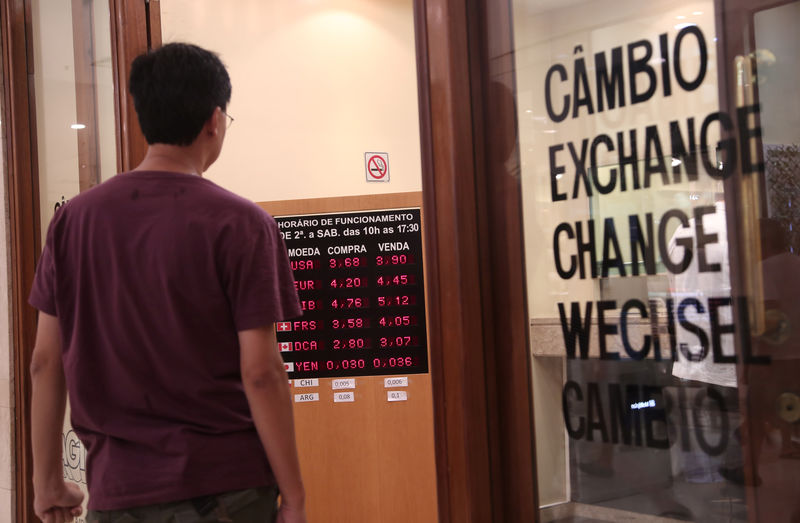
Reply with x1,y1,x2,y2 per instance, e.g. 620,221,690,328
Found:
3,1,159,520
414,0,538,520
472,1,539,520
414,1,494,521
3,0,41,520
71,0,101,191
109,0,161,172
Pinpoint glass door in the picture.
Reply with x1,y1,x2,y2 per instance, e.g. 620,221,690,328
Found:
33,0,117,236
718,1,800,520
31,0,118,515
479,0,800,520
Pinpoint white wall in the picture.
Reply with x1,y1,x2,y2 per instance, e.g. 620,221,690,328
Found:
160,0,423,202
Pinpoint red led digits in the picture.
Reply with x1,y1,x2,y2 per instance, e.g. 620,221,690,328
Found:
377,295,416,307
378,336,419,348
328,256,366,269
372,356,417,368
332,338,372,350
325,359,367,370
331,317,369,329
330,297,369,309
329,277,366,288
375,254,415,266
376,274,416,287
378,315,417,327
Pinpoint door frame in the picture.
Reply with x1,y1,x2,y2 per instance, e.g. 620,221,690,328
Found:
414,0,539,520
3,0,159,519
715,0,800,521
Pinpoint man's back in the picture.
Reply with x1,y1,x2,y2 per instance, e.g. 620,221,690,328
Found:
30,170,301,510
30,42,306,523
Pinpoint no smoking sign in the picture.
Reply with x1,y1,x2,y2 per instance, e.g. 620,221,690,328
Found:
365,152,390,182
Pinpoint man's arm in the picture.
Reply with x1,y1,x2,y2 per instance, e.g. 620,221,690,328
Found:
238,325,307,522
30,312,84,522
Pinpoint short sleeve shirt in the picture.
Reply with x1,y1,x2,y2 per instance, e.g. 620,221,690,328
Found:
29,171,302,510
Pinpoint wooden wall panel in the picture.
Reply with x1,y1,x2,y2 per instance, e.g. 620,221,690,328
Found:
259,193,438,523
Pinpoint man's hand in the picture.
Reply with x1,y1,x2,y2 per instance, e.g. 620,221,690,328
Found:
33,481,84,523
276,500,307,523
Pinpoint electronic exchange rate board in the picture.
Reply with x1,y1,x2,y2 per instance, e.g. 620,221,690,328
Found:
275,208,428,379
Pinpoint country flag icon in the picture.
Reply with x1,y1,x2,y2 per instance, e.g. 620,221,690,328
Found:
277,322,292,332
279,342,293,352
284,362,295,373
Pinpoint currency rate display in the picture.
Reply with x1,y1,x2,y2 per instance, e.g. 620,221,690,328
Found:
275,209,428,378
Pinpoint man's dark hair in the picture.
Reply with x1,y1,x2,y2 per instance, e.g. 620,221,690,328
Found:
129,43,231,146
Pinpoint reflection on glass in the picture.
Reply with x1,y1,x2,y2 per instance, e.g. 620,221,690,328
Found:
507,0,798,519
32,0,116,239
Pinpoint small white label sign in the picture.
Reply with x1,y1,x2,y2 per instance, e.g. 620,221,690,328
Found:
387,391,408,402
384,377,409,388
295,378,319,388
365,152,390,182
295,393,319,403
332,378,356,390
334,392,355,403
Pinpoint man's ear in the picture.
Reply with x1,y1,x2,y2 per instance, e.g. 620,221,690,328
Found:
205,107,222,136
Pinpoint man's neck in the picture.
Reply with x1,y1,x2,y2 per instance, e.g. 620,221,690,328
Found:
135,144,205,176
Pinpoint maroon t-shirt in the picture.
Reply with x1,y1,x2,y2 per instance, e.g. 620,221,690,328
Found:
29,170,302,510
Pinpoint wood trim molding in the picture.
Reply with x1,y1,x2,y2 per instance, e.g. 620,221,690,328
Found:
471,1,538,519
1,2,158,520
415,0,538,520
414,1,494,521
110,0,161,172
71,0,102,191
258,192,423,217
3,0,42,520
147,0,162,50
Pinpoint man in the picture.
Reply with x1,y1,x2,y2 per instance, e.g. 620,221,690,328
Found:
29,42,307,522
